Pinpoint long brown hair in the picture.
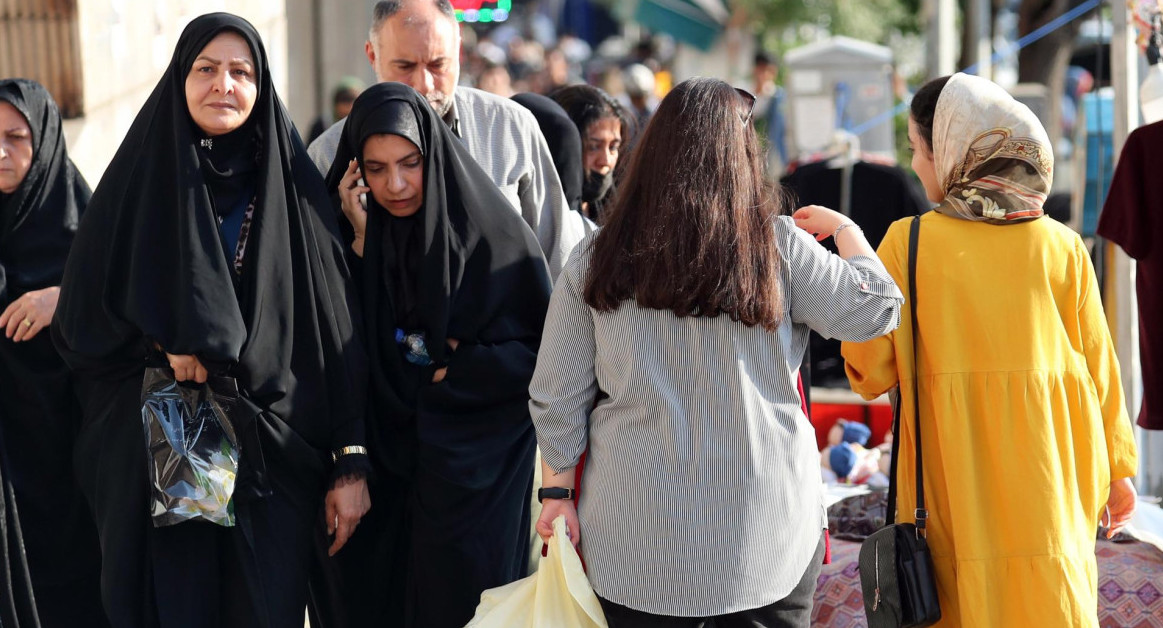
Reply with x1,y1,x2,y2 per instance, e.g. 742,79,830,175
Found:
583,77,784,330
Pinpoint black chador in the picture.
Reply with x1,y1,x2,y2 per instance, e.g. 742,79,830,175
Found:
50,13,367,628
316,82,552,628
512,92,585,215
0,78,105,628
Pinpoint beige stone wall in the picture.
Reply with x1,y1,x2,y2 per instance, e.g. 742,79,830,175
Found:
63,1,288,185
286,0,380,133
60,0,390,186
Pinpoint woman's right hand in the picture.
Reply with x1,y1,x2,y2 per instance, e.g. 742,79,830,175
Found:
792,205,849,242
536,497,580,548
431,338,460,383
166,352,208,384
339,158,370,257
0,286,60,342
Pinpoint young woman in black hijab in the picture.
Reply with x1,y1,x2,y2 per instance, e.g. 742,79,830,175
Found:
0,78,105,628
512,93,585,216
322,82,552,628
51,13,369,628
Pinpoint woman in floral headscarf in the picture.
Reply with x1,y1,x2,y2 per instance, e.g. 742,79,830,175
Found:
843,73,1139,627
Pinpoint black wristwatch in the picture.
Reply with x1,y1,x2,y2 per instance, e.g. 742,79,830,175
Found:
537,487,576,503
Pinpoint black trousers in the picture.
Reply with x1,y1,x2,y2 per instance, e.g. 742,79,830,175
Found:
598,532,825,628
151,521,258,628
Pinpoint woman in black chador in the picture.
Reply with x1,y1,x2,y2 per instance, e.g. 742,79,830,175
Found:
0,78,105,627
322,82,552,628
512,92,585,216
50,13,369,628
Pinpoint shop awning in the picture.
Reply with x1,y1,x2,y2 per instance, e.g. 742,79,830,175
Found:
633,0,728,51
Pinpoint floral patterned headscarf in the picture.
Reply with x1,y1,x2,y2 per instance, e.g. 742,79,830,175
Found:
931,73,1053,224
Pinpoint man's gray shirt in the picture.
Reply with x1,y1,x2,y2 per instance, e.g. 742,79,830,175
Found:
308,86,587,279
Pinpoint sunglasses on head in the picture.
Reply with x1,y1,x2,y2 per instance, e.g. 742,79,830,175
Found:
735,87,756,124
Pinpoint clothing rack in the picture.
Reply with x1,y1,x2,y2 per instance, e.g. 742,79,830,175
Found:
825,130,861,217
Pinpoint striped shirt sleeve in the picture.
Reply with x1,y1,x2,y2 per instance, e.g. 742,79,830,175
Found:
307,118,343,176
776,216,903,341
529,244,598,473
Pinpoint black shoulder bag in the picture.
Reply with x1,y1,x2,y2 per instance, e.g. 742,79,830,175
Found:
858,215,941,627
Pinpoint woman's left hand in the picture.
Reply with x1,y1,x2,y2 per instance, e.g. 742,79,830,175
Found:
326,475,371,556
0,286,60,342
1102,477,1138,538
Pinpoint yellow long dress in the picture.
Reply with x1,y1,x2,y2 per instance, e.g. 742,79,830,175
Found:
842,211,1138,628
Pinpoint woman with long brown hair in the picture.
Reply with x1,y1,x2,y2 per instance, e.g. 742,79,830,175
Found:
529,77,904,627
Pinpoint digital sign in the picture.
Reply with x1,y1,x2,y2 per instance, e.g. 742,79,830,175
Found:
452,0,511,22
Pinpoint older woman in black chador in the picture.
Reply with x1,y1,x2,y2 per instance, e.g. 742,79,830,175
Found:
321,82,552,628
0,78,105,628
51,13,369,628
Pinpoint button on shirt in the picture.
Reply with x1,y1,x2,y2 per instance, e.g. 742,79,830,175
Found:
308,86,588,279
529,216,903,616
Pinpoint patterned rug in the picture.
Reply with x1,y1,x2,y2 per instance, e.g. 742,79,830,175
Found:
810,540,1163,627
812,538,867,627
1097,541,1163,628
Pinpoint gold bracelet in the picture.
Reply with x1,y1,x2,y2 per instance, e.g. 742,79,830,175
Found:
331,445,368,463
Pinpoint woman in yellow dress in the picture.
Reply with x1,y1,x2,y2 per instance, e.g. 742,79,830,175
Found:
842,73,1139,627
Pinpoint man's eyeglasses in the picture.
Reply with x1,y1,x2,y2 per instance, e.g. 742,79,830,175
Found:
736,87,756,124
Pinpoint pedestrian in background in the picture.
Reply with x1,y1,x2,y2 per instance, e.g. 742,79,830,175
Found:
306,77,365,144
549,84,630,222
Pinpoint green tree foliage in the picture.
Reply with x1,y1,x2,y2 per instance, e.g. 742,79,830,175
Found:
738,0,923,46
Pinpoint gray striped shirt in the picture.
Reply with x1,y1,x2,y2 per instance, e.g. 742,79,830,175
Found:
529,216,903,616
307,85,588,278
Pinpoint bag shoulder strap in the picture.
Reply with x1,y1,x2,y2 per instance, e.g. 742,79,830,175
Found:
886,214,925,529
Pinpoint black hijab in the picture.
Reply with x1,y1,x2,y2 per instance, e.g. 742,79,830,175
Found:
0,79,90,305
53,13,366,451
200,114,260,221
511,92,584,214
325,83,551,472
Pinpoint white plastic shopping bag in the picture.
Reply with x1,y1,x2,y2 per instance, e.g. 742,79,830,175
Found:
465,516,608,628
